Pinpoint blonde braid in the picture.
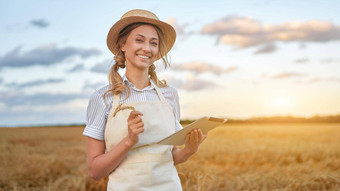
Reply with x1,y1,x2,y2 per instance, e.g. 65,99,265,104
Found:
103,49,130,105
149,64,167,88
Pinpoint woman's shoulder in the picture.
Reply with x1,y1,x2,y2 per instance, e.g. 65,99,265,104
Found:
159,83,179,97
89,84,112,100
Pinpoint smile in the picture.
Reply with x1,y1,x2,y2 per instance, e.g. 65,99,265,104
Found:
137,55,150,59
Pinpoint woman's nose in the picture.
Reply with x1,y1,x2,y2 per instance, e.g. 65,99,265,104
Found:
142,42,151,52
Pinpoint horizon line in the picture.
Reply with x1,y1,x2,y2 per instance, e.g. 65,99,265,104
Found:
1,113,340,128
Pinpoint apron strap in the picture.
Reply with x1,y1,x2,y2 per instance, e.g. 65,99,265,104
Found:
151,79,166,102
108,79,166,117
108,93,121,117
113,93,120,108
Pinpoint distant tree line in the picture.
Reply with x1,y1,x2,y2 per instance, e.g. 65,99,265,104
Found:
4,115,340,128
180,114,340,124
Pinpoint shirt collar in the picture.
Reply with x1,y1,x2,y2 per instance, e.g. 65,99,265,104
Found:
122,74,156,91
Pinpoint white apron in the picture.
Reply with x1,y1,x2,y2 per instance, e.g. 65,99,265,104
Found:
104,81,182,191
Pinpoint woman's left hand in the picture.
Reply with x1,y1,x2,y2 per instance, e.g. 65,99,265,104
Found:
183,128,207,155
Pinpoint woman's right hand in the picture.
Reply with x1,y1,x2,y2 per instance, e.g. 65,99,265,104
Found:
125,110,144,147
87,110,144,180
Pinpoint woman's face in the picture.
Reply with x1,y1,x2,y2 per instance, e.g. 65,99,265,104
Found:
121,25,159,71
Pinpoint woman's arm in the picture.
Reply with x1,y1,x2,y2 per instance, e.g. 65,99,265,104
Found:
87,136,133,180
172,128,206,165
87,111,144,180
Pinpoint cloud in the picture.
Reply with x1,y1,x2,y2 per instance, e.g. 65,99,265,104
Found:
320,58,340,64
254,43,277,54
66,64,85,73
0,91,89,126
224,66,238,73
294,58,310,64
163,76,183,89
0,44,101,69
30,19,49,28
166,18,193,40
272,72,308,79
164,75,218,91
308,77,321,83
327,77,340,83
0,78,3,84
0,91,87,107
201,15,340,53
171,62,237,75
166,18,189,35
181,78,217,91
307,77,340,84
5,78,64,89
0,107,80,127
299,43,307,49
91,59,112,74
82,81,107,92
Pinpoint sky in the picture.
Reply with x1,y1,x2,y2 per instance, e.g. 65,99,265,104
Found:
1,0,340,127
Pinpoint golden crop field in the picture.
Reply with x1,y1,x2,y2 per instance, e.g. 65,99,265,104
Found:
0,123,340,191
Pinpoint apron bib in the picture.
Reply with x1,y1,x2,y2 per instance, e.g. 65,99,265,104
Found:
104,81,182,191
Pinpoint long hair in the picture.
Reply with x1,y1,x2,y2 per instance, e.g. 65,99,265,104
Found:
103,22,170,104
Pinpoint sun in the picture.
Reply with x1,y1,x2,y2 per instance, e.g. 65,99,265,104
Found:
271,97,291,108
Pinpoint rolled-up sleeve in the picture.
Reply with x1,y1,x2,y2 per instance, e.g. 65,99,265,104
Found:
83,91,107,141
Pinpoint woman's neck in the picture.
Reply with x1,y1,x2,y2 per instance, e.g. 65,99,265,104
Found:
125,69,151,90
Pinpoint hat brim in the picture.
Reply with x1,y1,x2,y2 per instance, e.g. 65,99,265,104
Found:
107,16,176,59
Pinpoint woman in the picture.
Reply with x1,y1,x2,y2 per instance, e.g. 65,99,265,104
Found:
83,9,206,190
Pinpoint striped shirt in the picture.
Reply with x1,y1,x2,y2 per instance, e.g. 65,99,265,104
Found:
83,75,183,141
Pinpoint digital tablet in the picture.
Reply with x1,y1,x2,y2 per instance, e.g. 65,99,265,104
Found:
157,116,228,145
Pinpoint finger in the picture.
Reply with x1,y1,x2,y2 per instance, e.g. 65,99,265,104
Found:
198,129,203,142
190,129,196,134
131,115,143,124
185,132,190,144
185,131,191,140
190,131,195,143
128,117,142,127
128,116,143,127
194,129,199,143
131,121,144,129
189,129,196,142
131,128,144,135
133,127,144,134
128,110,143,121
187,132,192,144
136,121,144,128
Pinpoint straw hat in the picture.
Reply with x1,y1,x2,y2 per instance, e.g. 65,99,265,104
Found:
107,9,176,57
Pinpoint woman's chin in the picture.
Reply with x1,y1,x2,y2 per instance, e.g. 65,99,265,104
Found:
126,60,153,71
133,64,151,71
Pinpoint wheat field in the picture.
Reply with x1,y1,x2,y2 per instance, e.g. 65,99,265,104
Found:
0,123,339,191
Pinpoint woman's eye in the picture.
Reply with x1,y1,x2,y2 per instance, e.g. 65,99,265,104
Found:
152,42,158,46
136,39,143,42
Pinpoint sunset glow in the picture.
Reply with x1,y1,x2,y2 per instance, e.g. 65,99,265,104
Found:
271,97,292,108
1,0,340,126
